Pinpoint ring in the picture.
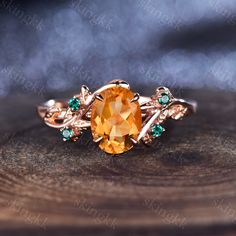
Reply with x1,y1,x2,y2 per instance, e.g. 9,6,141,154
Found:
37,80,197,155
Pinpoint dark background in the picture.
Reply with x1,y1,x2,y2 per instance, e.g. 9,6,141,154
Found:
1,0,236,98
0,1,236,236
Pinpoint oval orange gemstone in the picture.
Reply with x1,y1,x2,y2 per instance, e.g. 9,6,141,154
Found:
91,86,142,154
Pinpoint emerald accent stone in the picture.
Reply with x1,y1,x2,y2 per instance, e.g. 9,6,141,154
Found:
68,97,81,111
151,124,164,137
158,93,170,105
61,128,73,141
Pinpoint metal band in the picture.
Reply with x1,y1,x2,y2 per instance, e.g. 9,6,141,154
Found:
37,80,197,147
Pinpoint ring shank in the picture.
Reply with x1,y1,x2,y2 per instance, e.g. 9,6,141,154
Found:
37,97,197,119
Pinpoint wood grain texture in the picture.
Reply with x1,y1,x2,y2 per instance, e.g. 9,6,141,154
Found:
0,88,235,236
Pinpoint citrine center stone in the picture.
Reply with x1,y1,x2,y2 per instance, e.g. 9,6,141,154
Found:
91,86,142,154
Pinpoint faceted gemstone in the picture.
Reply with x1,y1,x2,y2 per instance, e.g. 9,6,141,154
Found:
61,128,73,141
151,124,164,137
91,86,142,154
158,93,170,106
68,97,81,111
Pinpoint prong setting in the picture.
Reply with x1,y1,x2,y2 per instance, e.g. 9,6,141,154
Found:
131,93,140,103
38,81,196,154
108,80,130,89
93,136,103,143
130,137,138,144
95,94,104,101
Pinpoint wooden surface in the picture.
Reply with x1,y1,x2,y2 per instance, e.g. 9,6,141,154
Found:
0,87,235,236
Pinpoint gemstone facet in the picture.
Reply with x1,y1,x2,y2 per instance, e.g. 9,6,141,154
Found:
61,128,73,141
151,124,164,137
68,97,81,111
91,86,142,154
158,93,170,106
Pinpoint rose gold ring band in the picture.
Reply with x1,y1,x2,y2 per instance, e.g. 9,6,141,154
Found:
37,80,197,154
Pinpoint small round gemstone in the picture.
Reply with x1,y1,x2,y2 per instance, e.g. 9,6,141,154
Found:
68,97,81,111
158,93,170,105
61,128,73,141
151,124,164,137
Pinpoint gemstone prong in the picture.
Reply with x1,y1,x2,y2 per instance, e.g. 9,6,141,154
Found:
119,81,130,89
109,80,130,89
130,137,138,144
131,93,140,103
95,94,104,101
93,136,103,143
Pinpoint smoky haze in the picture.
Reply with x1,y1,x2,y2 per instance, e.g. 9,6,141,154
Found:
1,0,236,97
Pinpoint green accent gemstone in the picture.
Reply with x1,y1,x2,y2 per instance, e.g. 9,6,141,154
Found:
68,97,81,111
151,124,164,137
61,128,73,141
158,93,170,105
